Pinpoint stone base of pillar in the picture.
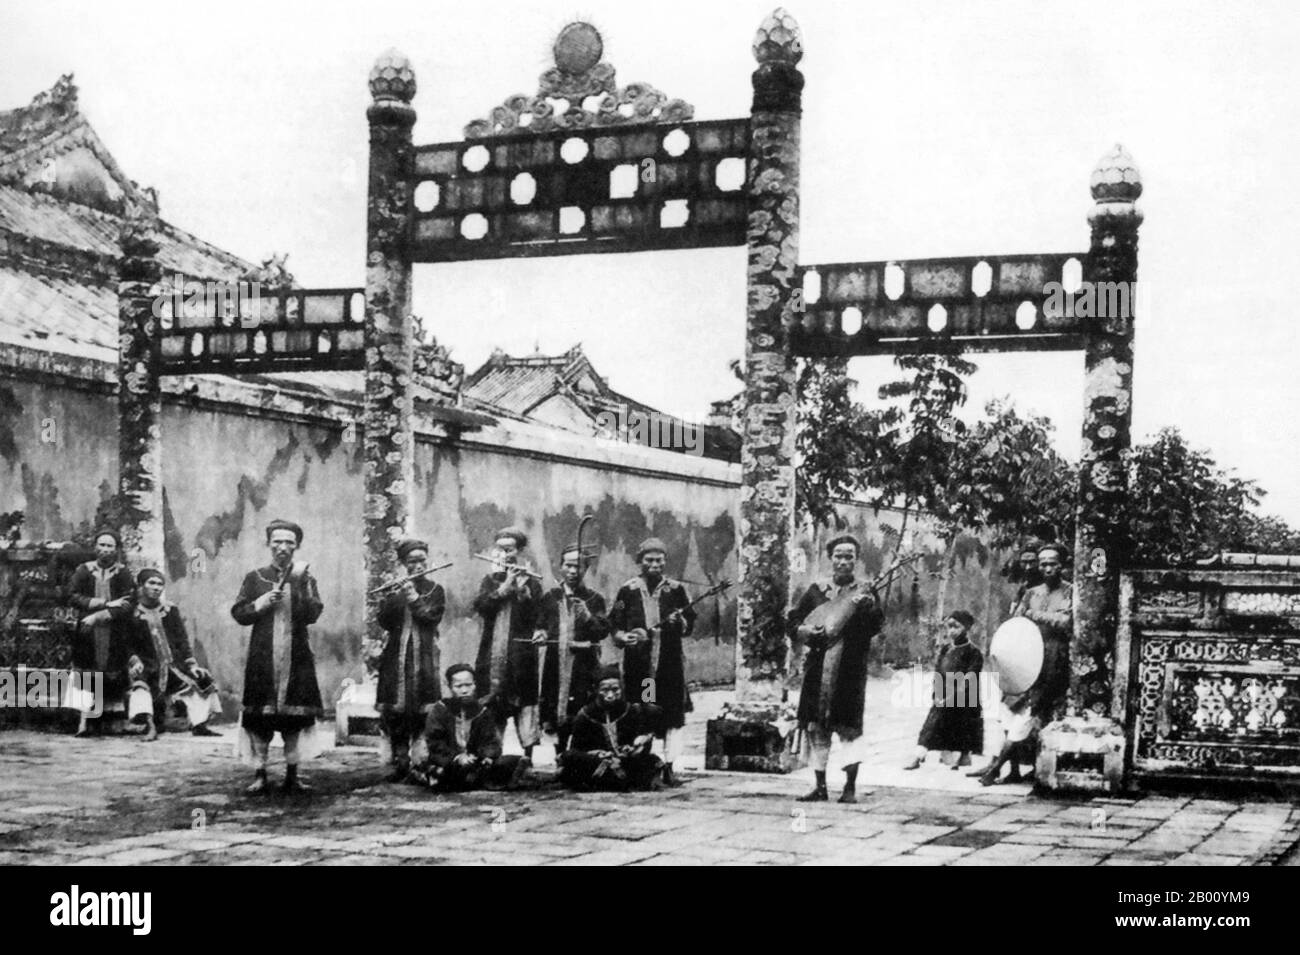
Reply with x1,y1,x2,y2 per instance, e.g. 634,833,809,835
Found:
705,700,806,773
334,678,382,747
1035,714,1127,793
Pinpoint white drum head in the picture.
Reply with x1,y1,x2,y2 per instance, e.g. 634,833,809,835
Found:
988,616,1044,696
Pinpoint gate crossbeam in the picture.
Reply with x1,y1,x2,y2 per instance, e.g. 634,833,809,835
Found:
791,253,1090,357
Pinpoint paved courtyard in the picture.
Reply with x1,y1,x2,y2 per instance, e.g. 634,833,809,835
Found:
1,678,1297,866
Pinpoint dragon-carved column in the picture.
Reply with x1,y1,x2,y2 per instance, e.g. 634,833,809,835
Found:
362,51,417,674
736,9,803,704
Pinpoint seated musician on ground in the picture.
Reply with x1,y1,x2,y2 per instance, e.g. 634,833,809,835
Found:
903,609,983,771
125,569,222,741
559,666,663,791
415,664,529,792
975,543,1073,786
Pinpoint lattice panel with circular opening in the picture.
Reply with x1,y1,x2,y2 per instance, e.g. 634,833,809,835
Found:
410,119,750,262
790,253,1093,358
156,287,367,375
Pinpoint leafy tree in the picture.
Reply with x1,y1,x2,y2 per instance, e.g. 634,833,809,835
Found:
945,400,1077,549
1126,428,1288,565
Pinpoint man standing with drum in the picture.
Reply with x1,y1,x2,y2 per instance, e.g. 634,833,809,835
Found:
977,542,1073,786
788,535,885,804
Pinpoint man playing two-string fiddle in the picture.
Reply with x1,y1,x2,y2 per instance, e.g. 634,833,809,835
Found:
787,535,885,804
609,537,696,788
537,545,612,754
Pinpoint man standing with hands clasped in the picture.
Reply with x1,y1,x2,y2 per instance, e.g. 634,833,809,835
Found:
231,519,325,795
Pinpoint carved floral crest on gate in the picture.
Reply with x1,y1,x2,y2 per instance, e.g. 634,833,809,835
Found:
464,22,694,138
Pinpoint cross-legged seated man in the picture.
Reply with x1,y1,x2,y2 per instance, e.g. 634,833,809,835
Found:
559,666,663,791
417,664,529,792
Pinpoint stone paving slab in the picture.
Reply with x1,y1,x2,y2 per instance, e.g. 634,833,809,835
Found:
2,684,1299,866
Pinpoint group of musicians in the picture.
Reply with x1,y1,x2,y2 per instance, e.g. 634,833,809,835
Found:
63,520,1070,799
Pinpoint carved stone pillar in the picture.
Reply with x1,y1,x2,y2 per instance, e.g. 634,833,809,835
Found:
362,50,417,673
735,9,804,705
1074,145,1142,715
116,201,164,572
1037,146,1141,794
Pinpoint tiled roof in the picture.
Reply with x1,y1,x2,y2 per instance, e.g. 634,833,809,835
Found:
464,345,741,462
0,76,264,368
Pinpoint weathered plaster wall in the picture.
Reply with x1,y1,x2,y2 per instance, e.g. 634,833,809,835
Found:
0,358,742,714
2,351,1016,715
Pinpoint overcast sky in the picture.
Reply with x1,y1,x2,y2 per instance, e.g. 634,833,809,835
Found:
4,0,1298,522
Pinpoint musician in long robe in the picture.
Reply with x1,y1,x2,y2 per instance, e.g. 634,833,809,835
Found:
904,610,983,770
560,666,663,791
376,537,446,781
230,519,324,795
538,545,611,752
978,542,1074,786
65,530,135,734
126,568,221,741
609,537,696,787
788,535,885,804
416,664,528,791
472,526,544,758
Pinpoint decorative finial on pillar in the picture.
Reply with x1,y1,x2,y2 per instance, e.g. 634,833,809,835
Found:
369,49,417,105
753,8,803,64
751,8,804,112
1089,143,1143,224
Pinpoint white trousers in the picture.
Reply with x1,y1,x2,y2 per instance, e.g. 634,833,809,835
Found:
806,723,868,771
662,726,685,764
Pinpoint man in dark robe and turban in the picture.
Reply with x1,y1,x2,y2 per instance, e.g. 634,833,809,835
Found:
231,519,325,794
376,537,446,781
472,526,544,758
560,665,663,791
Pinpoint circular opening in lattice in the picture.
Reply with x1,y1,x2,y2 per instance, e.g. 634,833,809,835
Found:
414,180,440,212
510,173,537,206
188,333,204,357
559,206,586,235
561,137,589,164
1062,257,1083,294
462,145,490,173
972,260,993,298
581,94,605,114
609,164,638,199
660,200,689,229
349,292,365,322
618,102,636,118
802,269,822,306
662,128,690,158
841,306,863,336
460,213,489,240
714,157,745,192
884,263,906,301
927,304,948,332
317,333,332,354
1016,300,1037,330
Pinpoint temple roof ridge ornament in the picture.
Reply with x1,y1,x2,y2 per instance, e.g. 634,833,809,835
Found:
463,21,694,139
